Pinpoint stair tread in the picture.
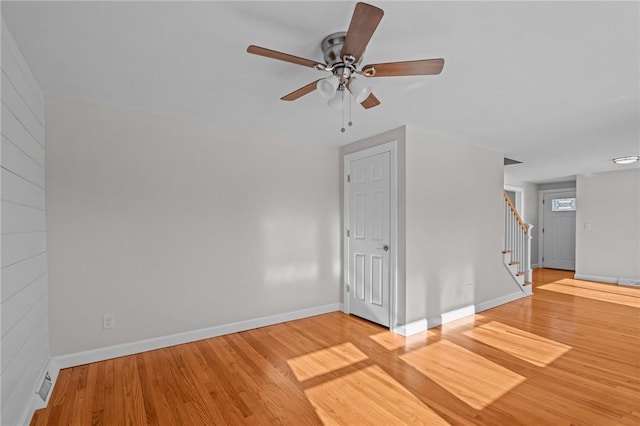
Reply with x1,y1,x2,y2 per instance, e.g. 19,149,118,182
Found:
502,250,512,254
524,281,533,286
516,272,526,276
509,261,520,265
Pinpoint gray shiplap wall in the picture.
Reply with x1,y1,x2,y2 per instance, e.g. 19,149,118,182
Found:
1,21,49,426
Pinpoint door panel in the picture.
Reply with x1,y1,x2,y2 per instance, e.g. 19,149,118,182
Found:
372,192,384,240
347,151,390,326
355,193,366,238
371,255,383,306
355,253,365,300
542,191,576,270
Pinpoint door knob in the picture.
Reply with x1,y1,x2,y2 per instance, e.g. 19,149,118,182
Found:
380,244,389,251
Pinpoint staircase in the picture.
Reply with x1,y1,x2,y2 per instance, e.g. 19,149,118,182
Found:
503,192,533,296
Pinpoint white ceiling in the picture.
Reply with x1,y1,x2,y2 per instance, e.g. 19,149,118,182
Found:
3,1,638,183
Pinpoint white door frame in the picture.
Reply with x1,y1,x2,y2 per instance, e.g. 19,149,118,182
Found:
343,141,398,332
504,185,524,216
538,187,576,268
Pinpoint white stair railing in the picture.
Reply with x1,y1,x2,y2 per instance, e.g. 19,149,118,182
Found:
503,192,533,283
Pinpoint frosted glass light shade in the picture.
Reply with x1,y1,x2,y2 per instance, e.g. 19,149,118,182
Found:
327,90,343,109
348,77,372,103
317,75,339,99
612,156,640,165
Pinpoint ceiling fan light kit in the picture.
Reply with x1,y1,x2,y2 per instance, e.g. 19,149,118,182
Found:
247,2,445,131
317,75,340,99
348,77,372,103
328,89,345,110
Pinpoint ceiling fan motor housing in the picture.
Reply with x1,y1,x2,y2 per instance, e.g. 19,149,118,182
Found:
321,32,363,67
321,31,363,85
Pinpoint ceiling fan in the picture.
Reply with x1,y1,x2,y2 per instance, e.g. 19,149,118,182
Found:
247,2,444,116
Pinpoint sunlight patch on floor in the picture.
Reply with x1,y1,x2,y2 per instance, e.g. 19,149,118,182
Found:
539,282,640,308
440,313,487,333
400,340,525,410
287,342,368,382
305,365,450,425
556,278,640,297
463,321,571,367
369,330,436,351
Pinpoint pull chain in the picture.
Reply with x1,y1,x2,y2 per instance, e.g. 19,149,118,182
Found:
340,89,346,133
348,90,353,127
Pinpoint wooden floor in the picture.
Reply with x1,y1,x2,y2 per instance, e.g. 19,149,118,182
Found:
32,269,640,425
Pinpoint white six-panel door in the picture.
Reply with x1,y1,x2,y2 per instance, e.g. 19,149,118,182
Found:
346,151,390,326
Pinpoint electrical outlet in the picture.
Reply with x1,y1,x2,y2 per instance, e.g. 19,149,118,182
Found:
103,313,115,330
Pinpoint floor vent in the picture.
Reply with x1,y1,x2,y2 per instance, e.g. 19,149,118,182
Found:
38,372,53,402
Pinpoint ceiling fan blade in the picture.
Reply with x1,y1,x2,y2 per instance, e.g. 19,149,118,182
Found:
247,45,325,69
341,3,384,62
281,80,321,101
360,92,381,109
362,59,445,77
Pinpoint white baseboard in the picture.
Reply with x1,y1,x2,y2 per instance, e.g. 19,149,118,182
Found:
426,304,477,329
475,291,525,313
574,273,640,287
574,273,617,284
395,318,428,336
53,303,341,370
396,293,524,335
618,278,640,287
441,305,476,323
531,263,540,269
425,317,441,329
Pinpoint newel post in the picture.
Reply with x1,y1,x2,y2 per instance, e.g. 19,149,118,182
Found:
525,223,534,282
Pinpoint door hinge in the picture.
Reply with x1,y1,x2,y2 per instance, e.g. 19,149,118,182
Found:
542,256,545,262
346,229,350,237
347,174,351,183
346,284,350,293
542,228,545,233
543,199,545,204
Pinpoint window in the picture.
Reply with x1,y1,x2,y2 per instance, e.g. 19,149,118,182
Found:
552,198,576,212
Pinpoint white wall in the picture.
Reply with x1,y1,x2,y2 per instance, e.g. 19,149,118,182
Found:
405,126,517,325
539,181,576,191
576,170,640,282
1,21,49,426
45,97,340,356
521,182,540,264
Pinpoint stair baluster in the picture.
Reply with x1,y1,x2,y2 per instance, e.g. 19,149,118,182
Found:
502,191,533,295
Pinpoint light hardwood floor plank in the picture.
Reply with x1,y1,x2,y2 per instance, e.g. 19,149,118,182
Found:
32,269,640,425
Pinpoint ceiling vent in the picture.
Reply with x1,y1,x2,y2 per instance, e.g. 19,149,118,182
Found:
504,157,522,166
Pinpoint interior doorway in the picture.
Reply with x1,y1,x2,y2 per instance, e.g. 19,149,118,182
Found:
343,141,397,329
539,189,577,270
